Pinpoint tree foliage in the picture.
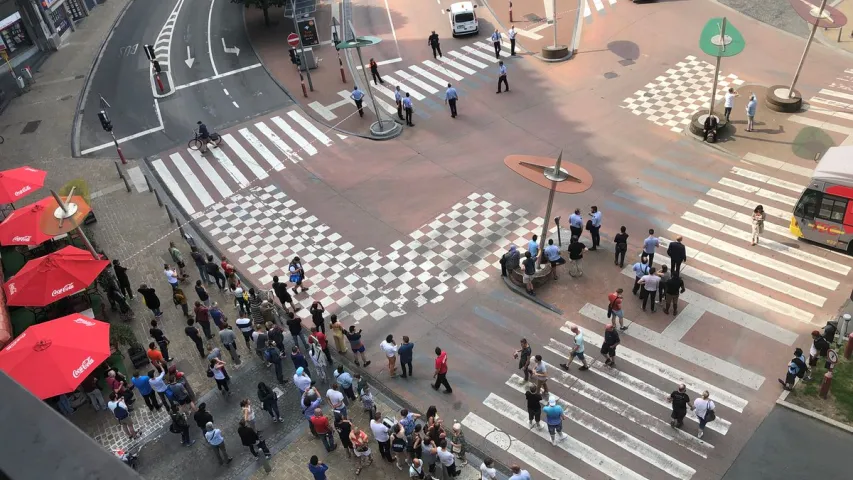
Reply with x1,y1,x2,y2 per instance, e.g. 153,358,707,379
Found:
231,0,288,26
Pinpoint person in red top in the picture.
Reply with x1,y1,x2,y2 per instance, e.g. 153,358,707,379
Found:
432,347,452,394
147,342,168,372
221,256,237,285
607,288,625,330
309,327,333,365
310,407,337,452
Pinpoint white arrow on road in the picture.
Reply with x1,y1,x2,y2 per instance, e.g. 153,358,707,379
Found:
221,38,240,56
185,46,195,68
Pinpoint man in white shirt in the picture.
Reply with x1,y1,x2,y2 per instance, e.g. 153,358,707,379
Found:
480,457,498,479
326,383,347,418
643,229,660,267
588,206,602,250
508,26,517,56
509,464,531,480
560,324,589,371
293,367,312,392
164,264,179,290
380,335,398,377
639,267,661,312
724,87,739,122
436,440,457,476
369,411,394,462
235,316,253,349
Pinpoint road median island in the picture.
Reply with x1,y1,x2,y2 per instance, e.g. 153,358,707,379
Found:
785,354,853,431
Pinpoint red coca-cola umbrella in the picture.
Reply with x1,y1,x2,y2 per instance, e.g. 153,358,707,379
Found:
3,246,109,307
0,166,47,204
0,197,55,246
0,313,110,399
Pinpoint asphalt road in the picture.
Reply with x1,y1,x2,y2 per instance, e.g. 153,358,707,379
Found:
76,0,294,159
721,405,853,479
717,0,812,39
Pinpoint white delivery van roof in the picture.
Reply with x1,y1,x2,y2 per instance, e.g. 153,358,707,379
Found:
450,2,475,13
813,146,853,184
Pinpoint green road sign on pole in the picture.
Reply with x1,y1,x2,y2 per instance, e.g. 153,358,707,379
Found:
699,18,745,120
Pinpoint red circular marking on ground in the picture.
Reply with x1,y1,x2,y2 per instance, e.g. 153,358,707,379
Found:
504,155,593,194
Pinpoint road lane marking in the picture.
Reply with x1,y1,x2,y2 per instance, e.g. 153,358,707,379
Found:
287,110,333,146
222,134,268,179
255,121,301,163
169,152,214,207
461,45,500,63
308,101,336,121
742,152,813,178
447,50,489,69
422,60,463,81
729,167,803,192
174,63,263,90
239,128,285,171
207,0,218,76
379,73,426,100
717,177,797,205
271,116,317,156
790,114,853,135
152,158,195,215
187,148,233,198
209,146,250,186
408,65,452,87
392,69,439,94
126,166,149,193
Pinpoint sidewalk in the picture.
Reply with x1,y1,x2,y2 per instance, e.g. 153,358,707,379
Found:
481,0,579,57
820,0,853,53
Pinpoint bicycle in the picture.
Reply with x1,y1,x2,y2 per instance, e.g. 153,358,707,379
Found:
188,129,221,150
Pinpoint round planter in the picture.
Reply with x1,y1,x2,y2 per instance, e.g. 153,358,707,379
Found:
765,85,802,113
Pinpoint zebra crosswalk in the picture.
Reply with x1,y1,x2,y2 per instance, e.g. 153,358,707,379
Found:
148,108,340,216
462,321,749,480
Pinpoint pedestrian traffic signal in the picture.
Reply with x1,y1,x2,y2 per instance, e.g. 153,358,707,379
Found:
152,60,162,74
97,110,113,132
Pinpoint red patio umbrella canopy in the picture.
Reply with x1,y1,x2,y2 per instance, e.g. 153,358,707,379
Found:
0,166,47,204
0,313,110,399
3,246,109,307
0,197,55,246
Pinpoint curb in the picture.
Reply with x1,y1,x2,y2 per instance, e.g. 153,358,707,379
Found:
501,276,563,314
479,0,533,58
775,394,853,434
71,0,137,158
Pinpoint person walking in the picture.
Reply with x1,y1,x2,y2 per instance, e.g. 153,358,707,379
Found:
746,93,757,131
236,315,253,349
724,87,739,122
568,208,583,240
643,229,660,267
496,61,509,94
514,338,532,381
219,324,241,364
380,334,398,378
369,58,384,85
344,325,371,366
693,391,716,439
350,425,374,475
632,255,650,296
308,455,329,479
561,324,589,371
663,269,685,315
658,264,670,305
230,283,248,317
432,347,452,393
490,29,502,58
330,314,347,354
445,83,458,118
543,239,565,280
185,319,206,358
137,284,162,318
193,402,214,438
531,354,549,395
667,384,693,429
204,422,233,465
132,371,161,411
639,267,660,312
588,206,602,250
350,86,365,118
542,396,569,446
607,288,625,330
107,393,140,439
398,336,414,378
567,236,586,277
525,384,543,429
508,25,517,55
402,93,415,127
194,301,214,340
601,324,620,367
146,341,168,372
522,251,536,296
370,411,393,462
81,374,107,411
287,314,309,351
666,235,686,277
169,404,194,446
272,275,298,314
614,226,629,267
751,205,765,246
112,260,134,300
209,358,231,394
258,382,283,422
395,86,405,121
428,31,442,58
238,419,271,459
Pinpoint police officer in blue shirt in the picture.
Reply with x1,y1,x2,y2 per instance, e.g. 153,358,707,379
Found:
588,206,602,250
402,92,414,127
497,61,509,94
350,86,365,118
445,83,458,118
568,208,583,239
491,29,502,59
394,86,404,121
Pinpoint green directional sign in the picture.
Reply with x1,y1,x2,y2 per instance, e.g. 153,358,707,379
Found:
699,18,745,57
336,36,382,50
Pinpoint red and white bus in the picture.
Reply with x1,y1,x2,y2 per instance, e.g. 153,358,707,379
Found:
790,146,853,252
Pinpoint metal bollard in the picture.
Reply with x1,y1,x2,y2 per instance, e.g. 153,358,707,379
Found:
839,28,843,42
845,333,853,359
258,452,272,473
178,225,186,239
153,188,163,207
144,175,153,193
819,370,833,399
165,204,175,223
114,161,123,178
121,174,131,192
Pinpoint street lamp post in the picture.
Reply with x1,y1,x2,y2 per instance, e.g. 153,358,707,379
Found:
536,151,568,268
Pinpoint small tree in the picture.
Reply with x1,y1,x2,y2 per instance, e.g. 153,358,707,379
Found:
232,0,287,27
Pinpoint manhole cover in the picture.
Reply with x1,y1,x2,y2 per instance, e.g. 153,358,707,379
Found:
20,120,41,135
604,72,618,79
618,59,635,66
485,429,512,450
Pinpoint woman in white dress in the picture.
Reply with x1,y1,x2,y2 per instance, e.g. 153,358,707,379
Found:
751,205,765,246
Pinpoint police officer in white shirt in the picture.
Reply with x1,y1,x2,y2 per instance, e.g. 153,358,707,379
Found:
568,208,583,239
588,205,602,250
350,86,365,117
491,29,502,58
508,26,517,56
445,83,458,118
402,93,414,127
497,61,509,94
394,86,404,121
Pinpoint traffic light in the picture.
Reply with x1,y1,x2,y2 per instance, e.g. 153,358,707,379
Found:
97,110,113,132
289,48,297,65
152,60,162,74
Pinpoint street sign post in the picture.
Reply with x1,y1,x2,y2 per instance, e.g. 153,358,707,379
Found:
287,33,300,48
698,17,745,121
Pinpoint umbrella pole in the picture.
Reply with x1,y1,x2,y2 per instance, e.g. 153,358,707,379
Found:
50,189,99,260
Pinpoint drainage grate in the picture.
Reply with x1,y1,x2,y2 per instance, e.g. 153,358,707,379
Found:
20,120,41,134
604,72,618,79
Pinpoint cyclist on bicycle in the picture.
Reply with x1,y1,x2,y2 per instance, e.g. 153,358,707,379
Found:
197,120,211,153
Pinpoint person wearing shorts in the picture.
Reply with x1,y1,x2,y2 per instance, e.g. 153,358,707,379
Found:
350,426,374,475
600,324,620,367
542,397,568,446
560,324,589,371
522,251,536,296
345,326,371,367
607,289,625,330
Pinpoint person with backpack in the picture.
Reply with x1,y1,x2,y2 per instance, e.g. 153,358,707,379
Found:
264,341,286,384
607,288,625,330
168,375,195,412
107,392,140,439
810,330,831,367
693,391,716,439
258,382,283,422
169,403,194,446
779,348,809,391
667,384,693,429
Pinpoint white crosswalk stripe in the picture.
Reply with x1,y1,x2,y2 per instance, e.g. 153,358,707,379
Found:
209,146,250,186
222,134,269,180
437,56,477,76
152,158,195,215
448,50,489,69
392,69,438,94
379,73,426,101
408,64,452,88
271,115,317,156
187,149,233,199
255,121,302,164
287,110,333,147
461,45,500,63
170,152,214,207
717,177,798,206
422,60,464,81
239,128,285,172
475,41,511,58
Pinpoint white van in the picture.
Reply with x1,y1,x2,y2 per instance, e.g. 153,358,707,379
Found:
447,2,479,37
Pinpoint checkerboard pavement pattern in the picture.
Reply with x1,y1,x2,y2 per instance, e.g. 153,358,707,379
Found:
621,55,746,133
198,186,542,322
